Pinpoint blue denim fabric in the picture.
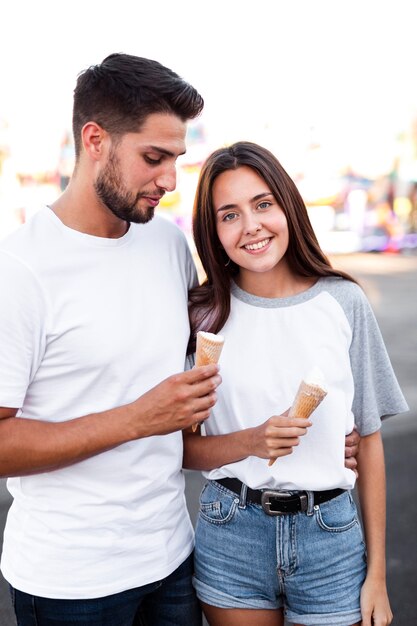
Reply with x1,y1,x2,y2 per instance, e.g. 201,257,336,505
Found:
193,480,367,625
10,553,201,626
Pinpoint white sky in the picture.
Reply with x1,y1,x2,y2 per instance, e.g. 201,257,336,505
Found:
1,0,417,176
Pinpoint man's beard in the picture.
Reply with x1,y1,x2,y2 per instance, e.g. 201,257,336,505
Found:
94,151,155,224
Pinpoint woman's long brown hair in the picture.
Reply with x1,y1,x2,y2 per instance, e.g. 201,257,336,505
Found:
188,141,356,354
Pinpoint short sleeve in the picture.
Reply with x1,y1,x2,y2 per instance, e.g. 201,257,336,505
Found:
349,285,409,435
184,244,198,291
0,251,47,408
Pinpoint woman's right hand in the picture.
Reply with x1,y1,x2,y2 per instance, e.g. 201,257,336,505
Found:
183,409,311,472
250,411,311,462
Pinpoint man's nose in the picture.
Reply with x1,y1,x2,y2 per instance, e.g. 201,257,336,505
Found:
155,166,177,192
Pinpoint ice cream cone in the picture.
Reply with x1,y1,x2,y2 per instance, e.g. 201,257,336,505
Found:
192,331,225,431
288,380,328,419
268,367,327,466
195,331,225,367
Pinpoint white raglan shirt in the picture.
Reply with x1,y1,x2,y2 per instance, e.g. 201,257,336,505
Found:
201,279,408,491
0,207,197,599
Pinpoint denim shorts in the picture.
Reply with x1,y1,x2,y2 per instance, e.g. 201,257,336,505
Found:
193,480,367,626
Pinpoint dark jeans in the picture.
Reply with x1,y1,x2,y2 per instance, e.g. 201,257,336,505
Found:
10,553,201,626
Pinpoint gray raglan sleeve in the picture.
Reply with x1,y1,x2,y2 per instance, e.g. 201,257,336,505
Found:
344,282,409,435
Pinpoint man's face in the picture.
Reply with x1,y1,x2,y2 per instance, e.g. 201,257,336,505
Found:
94,112,187,224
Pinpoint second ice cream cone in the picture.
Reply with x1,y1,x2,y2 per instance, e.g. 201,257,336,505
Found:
268,367,327,466
288,380,327,419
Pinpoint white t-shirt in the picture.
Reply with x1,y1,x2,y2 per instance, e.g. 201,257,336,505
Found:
201,279,408,491
0,207,197,599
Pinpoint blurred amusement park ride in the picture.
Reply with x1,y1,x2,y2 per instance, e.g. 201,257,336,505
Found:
297,167,417,255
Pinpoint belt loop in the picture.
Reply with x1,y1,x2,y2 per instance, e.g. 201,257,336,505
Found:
306,491,314,516
238,482,248,509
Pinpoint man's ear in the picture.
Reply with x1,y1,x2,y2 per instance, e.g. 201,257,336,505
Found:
81,122,108,161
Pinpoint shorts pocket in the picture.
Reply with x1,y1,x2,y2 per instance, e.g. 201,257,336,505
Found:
199,481,239,525
315,491,361,533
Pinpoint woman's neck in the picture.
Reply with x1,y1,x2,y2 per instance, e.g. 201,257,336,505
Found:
236,263,316,299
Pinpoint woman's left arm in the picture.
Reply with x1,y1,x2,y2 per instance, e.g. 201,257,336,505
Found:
356,430,393,626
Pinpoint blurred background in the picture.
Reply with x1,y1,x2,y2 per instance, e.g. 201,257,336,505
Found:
1,0,417,257
1,1,416,624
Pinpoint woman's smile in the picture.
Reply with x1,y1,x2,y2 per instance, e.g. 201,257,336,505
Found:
242,237,273,252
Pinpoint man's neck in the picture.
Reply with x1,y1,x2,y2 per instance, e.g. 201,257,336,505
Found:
50,182,129,239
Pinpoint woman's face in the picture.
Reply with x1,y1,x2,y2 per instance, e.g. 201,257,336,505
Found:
213,166,289,284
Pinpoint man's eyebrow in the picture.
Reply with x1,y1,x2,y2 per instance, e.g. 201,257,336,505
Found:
146,145,186,157
216,192,273,213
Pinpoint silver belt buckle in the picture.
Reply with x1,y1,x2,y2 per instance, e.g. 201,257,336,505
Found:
261,490,308,515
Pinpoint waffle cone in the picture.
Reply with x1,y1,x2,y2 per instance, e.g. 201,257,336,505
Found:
195,332,224,367
288,381,327,419
268,378,327,466
192,332,224,432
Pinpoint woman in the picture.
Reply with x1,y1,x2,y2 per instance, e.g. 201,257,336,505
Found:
184,142,408,626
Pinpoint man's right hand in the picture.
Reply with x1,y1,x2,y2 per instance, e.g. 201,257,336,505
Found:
0,365,221,477
130,365,221,438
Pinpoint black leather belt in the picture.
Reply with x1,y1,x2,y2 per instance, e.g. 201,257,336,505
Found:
216,477,345,516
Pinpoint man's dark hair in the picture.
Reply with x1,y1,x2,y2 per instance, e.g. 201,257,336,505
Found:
72,53,204,158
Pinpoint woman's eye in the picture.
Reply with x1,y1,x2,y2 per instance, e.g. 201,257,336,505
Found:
223,212,237,222
258,201,271,210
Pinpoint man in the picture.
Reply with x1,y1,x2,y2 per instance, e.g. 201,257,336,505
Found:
0,53,220,626
0,54,359,626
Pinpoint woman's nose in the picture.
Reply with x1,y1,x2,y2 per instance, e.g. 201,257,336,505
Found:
243,216,262,235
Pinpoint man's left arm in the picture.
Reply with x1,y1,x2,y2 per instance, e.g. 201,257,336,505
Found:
345,427,360,473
